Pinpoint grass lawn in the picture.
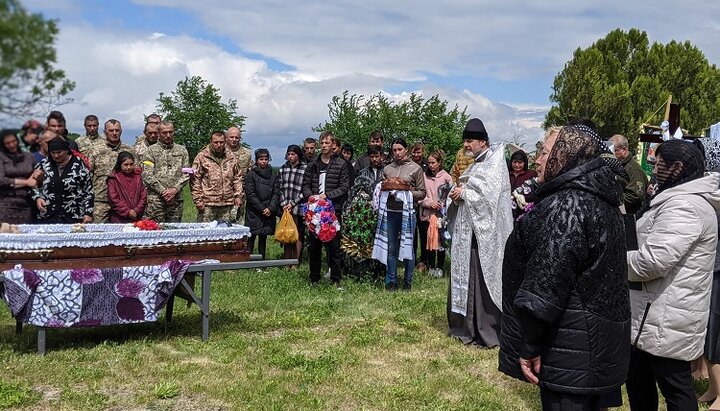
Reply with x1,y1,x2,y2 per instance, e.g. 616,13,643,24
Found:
0,237,545,410
0,189,709,409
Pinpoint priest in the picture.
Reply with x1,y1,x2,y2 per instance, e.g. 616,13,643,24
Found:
447,118,513,347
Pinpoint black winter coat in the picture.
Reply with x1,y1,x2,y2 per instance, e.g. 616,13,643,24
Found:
302,155,350,214
244,166,280,235
498,157,630,395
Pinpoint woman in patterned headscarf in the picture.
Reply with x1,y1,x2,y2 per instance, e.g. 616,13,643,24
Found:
499,124,631,409
626,139,720,410
697,136,720,409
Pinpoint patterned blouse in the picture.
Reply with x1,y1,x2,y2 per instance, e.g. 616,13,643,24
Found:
32,155,94,223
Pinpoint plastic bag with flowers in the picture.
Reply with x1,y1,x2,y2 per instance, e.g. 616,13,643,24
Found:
302,195,341,242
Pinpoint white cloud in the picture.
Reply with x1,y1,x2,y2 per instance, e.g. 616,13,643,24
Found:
39,22,547,160
14,0,717,163
132,0,720,80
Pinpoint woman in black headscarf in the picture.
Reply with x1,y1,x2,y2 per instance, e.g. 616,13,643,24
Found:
0,129,39,224
626,139,720,410
32,137,94,224
499,124,631,409
696,136,720,409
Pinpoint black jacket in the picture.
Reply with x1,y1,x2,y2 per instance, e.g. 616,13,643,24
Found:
499,157,630,395
302,155,350,213
244,166,280,235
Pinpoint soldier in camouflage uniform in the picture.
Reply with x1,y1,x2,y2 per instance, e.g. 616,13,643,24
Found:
142,122,190,223
88,119,136,223
226,126,252,223
134,122,160,162
75,114,104,155
190,131,244,222
133,114,161,149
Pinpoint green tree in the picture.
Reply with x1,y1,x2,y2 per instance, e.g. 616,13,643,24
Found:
544,28,720,148
156,76,245,160
0,0,75,117
316,91,468,168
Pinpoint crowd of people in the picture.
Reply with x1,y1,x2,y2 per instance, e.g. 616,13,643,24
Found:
0,112,249,227
495,122,720,410
2,110,720,410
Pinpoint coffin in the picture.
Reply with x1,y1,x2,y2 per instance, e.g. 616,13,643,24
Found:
0,222,250,270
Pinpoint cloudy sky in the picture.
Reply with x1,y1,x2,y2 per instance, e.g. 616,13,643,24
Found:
19,0,720,159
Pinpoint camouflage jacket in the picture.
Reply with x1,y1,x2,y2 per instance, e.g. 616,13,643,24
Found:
229,146,253,174
190,146,244,206
88,142,136,202
75,134,105,156
133,137,155,162
141,142,190,199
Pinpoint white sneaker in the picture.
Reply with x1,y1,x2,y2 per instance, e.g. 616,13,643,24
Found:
431,268,444,278
324,268,331,279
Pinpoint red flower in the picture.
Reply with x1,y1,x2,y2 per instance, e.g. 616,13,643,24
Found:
317,224,337,242
304,196,339,242
134,220,159,231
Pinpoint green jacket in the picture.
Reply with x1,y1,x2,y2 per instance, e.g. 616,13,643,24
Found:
621,153,648,214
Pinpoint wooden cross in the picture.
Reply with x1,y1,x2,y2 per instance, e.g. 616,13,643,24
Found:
639,103,702,143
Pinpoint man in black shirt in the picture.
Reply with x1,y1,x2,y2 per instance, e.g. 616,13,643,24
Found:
302,131,350,286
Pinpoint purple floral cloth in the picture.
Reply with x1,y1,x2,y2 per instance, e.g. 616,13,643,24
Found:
1,260,190,327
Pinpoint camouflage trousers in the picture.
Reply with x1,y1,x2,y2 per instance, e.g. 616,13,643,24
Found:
197,205,233,223
93,201,111,223
145,194,183,223
231,201,246,224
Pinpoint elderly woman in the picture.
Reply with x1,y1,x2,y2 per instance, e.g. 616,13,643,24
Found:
32,137,94,224
697,137,720,409
511,127,561,220
625,140,720,410
499,124,631,408
0,129,38,224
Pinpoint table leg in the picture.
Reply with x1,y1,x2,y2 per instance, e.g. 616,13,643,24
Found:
37,327,46,355
201,270,211,341
15,320,22,335
166,295,175,323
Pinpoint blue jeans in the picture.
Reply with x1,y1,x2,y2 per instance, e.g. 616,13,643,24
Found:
385,211,414,287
